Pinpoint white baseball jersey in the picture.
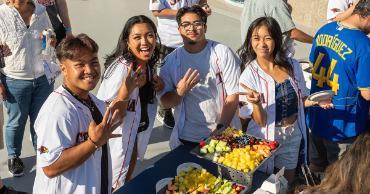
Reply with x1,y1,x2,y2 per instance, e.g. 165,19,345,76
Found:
33,86,112,194
149,0,201,48
97,57,140,190
159,40,241,148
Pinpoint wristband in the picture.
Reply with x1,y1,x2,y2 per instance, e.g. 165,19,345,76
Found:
88,136,99,149
65,27,72,32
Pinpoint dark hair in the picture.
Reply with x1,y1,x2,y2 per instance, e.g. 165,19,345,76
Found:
353,0,369,18
56,33,98,62
303,131,370,194
237,17,292,75
103,15,160,79
176,5,208,25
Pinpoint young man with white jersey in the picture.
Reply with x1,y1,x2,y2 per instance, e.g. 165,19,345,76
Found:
150,0,211,128
159,5,240,149
33,34,122,194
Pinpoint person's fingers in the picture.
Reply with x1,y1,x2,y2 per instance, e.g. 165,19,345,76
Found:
188,70,199,83
183,68,193,81
89,120,97,130
240,83,256,94
101,106,112,125
127,63,134,78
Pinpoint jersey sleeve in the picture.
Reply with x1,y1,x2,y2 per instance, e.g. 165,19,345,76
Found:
270,1,295,34
356,43,370,90
291,58,310,97
149,0,166,11
35,110,79,168
239,68,254,118
158,56,177,98
97,61,129,103
221,47,241,96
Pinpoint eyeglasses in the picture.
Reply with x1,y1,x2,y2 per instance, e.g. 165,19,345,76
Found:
179,21,205,30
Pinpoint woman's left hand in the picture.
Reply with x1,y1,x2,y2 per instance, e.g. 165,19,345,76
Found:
317,99,334,109
152,75,164,92
49,37,57,48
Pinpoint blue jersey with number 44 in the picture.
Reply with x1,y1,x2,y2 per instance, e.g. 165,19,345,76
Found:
308,22,370,141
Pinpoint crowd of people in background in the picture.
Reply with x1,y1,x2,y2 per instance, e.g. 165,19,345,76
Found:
0,0,369,193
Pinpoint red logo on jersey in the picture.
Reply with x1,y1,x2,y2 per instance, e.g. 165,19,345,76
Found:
38,146,49,154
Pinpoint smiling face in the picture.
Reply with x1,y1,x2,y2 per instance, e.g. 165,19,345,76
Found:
251,24,275,60
60,49,101,99
178,12,207,45
127,23,157,65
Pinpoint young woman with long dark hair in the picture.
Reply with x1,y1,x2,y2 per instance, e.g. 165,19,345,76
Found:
97,15,163,191
237,17,330,184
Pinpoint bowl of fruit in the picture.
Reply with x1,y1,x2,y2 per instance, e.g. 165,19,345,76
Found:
192,128,280,187
156,163,247,194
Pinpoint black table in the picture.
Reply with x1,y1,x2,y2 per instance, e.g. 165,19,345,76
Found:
115,145,269,194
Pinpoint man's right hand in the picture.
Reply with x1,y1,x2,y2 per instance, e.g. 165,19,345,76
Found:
0,44,12,58
176,68,200,97
88,106,121,147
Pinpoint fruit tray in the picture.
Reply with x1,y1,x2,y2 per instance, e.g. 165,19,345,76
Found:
156,162,248,194
191,128,280,188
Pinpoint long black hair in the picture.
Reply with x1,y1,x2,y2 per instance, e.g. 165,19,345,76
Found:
103,15,161,79
237,17,292,76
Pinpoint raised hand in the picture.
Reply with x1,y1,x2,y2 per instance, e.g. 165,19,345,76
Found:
88,106,121,147
318,98,334,109
239,83,262,104
135,64,147,88
123,63,139,96
176,68,200,97
201,4,212,16
0,44,12,57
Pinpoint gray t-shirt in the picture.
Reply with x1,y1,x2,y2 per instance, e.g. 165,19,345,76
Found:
240,0,295,43
180,42,218,142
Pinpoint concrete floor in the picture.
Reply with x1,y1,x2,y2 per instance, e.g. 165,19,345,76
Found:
0,0,314,192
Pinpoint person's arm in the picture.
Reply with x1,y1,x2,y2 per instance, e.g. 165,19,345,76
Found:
332,4,356,21
160,68,200,109
152,9,178,17
250,101,266,127
289,28,314,44
160,90,183,109
42,138,96,178
239,84,266,127
55,0,72,37
199,0,208,4
113,64,140,118
218,93,239,126
360,90,370,101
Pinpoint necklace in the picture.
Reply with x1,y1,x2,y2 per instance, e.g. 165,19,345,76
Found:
62,85,95,112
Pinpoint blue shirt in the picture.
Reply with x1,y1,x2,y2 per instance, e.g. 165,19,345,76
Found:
308,22,370,141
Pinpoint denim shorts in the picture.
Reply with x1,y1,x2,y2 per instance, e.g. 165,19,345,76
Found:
274,121,302,170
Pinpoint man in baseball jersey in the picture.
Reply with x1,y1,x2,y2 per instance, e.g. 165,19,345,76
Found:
150,0,211,129
159,5,240,149
308,0,370,173
33,34,122,194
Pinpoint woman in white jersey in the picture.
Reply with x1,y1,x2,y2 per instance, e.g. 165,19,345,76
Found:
97,15,163,191
237,17,331,184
